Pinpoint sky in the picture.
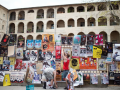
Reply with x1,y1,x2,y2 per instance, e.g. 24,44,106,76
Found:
0,0,119,9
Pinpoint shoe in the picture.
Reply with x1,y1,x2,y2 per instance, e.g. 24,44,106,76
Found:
50,87,56,89
64,87,68,89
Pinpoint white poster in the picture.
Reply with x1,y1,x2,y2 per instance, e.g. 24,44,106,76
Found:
80,46,87,57
16,48,23,59
113,47,120,61
43,61,51,70
90,73,98,84
30,50,38,62
74,72,83,86
72,45,80,58
0,71,5,82
55,35,61,45
101,73,109,84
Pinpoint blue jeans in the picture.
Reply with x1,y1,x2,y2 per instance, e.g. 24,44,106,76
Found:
63,70,69,78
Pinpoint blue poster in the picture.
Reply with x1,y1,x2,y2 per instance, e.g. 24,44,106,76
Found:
26,85,34,90
27,40,34,49
34,40,41,49
73,35,81,44
51,60,56,70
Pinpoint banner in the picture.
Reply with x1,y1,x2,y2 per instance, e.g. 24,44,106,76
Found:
27,40,34,49
16,48,23,59
70,58,79,70
87,34,94,45
55,46,61,61
90,73,98,84
3,74,11,86
36,63,43,74
73,35,81,44
95,34,103,45
67,36,73,45
72,45,80,58
86,45,93,56
80,46,87,57
98,59,106,71
81,35,86,45
9,34,17,46
93,45,102,58
55,35,61,45
105,42,113,53
0,71,5,82
101,73,109,84
15,59,22,70
0,57,3,64
34,40,41,49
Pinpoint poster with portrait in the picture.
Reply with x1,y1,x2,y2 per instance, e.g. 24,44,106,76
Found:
74,72,83,86
67,36,73,45
79,58,88,70
55,35,61,45
0,71,5,82
51,59,56,70
17,36,25,47
55,46,61,61
43,61,51,70
56,61,61,70
109,61,117,71
62,47,71,60
72,45,80,58
86,45,93,56
42,43,49,52
34,40,42,49
0,45,8,57
38,50,44,61
15,59,22,70
27,40,34,49
80,46,87,57
32,71,41,84
95,34,103,45
49,34,55,44
98,59,106,71
70,58,79,70
16,48,23,59
42,34,49,43
1,34,9,45
113,47,120,61
3,60,10,71
83,73,90,81
87,57,97,70
30,50,38,62
87,34,94,45
0,57,3,64
101,73,109,84
9,34,17,46
23,50,30,61
73,35,81,44
61,36,67,45
93,45,102,58
101,47,108,58
105,42,113,53
90,73,98,84
81,35,86,46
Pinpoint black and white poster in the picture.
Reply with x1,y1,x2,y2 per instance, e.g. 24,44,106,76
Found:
23,50,30,61
9,34,17,46
109,72,114,80
61,36,67,45
81,35,86,45
80,46,87,57
87,34,94,45
86,45,93,56
67,36,73,45
113,46,120,61
43,61,51,70
30,50,38,62
101,73,109,84
90,73,98,84
74,72,83,86
114,73,120,85
72,45,80,58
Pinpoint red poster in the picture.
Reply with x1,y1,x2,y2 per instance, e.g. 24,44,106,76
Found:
95,34,103,45
15,59,22,70
79,58,88,70
55,46,61,61
87,57,97,70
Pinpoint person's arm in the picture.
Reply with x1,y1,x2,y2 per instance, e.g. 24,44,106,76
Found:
53,71,58,88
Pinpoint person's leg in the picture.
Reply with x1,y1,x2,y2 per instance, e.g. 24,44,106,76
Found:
50,79,53,87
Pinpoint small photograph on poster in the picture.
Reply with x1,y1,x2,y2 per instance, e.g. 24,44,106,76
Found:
1,34,9,45
55,46,61,61
9,34,17,46
90,73,98,84
49,34,55,43
16,48,23,59
15,59,22,70
61,36,67,45
34,40,42,49
81,35,86,46
109,60,117,71
98,59,106,71
3,60,10,71
27,40,34,49
93,45,102,58
109,72,114,80
56,61,61,71
80,47,87,57
73,35,81,44
23,50,30,61
55,35,61,45
70,58,79,70
86,45,93,56
0,45,8,57
42,34,49,43
83,73,90,81
51,59,56,70
67,36,73,45
42,43,49,52
105,42,113,53
30,50,38,62
95,34,103,45
101,47,108,58
43,61,51,70
101,73,109,84
113,47,120,61
79,58,88,70
87,57,97,70
72,45,80,58
87,34,94,45
17,36,25,47
0,71,5,82
32,71,41,84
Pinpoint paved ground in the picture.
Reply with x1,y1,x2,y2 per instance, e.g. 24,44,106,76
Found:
0,86,120,90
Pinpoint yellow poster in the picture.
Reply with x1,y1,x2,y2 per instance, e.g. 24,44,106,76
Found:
9,57,15,65
3,74,11,86
0,57,3,64
93,45,102,58
118,63,120,71
70,58,79,70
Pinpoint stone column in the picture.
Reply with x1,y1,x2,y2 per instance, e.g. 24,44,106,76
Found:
44,9,47,19
16,11,18,20
107,35,110,42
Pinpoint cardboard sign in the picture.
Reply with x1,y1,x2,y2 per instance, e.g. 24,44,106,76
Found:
15,59,22,70
105,42,113,53
55,46,61,61
9,34,17,46
73,35,81,44
72,45,80,58
67,36,73,45
86,45,93,56
55,35,61,45
0,57,3,64
36,63,43,74
70,58,79,70
3,74,11,86
81,35,86,45
0,71,5,82
8,46,15,57
27,40,34,49
34,40,41,49
93,45,102,58
95,34,103,45
87,34,94,45
1,34,9,45
98,59,106,71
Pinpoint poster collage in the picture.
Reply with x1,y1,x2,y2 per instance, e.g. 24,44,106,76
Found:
0,34,120,86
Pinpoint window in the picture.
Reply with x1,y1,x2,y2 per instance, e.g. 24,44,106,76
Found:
68,25,72,27
90,22,94,26
3,14,5,17
112,40,117,44
2,25,4,30
80,22,85,26
51,24,54,29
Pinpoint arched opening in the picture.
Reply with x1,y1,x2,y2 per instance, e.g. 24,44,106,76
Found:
27,35,33,40
28,10,34,13
68,33,74,36
37,9,44,19
110,16,119,26
109,3,119,10
37,21,44,32
98,16,107,26
68,7,74,13
68,19,74,27
110,31,120,43
9,23,15,33
57,8,65,14
77,32,85,35
98,4,107,11
57,20,65,28
18,11,25,20
88,32,95,36
18,22,24,33
9,12,16,20
77,6,84,12
47,21,54,29
87,5,95,11
27,22,34,33
77,18,85,27
47,9,54,18
88,17,95,26
36,35,42,40
99,31,107,44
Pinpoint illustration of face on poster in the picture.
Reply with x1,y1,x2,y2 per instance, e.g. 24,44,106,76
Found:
27,40,34,49
9,34,17,46
70,58,79,70
113,47,120,61
49,34,55,43
43,61,51,70
90,73,98,84
83,73,90,81
87,34,94,45
3,60,10,71
93,45,102,58
61,36,67,45
42,34,49,43
16,48,23,59
101,73,109,84
81,35,86,45
42,43,49,52
80,47,87,57
0,45,8,57
72,45,80,58
30,50,37,62
67,36,73,45
95,34,103,45
32,71,41,84
98,59,106,71
73,35,81,44
101,47,108,58
87,58,97,70
23,50,30,61
79,58,88,70
1,34,9,45
0,71,5,82
55,46,61,61
34,40,42,49
17,36,25,47
55,35,61,45
56,61,61,70
109,61,117,71
105,42,113,53
15,59,22,70
86,45,93,56
62,48,71,60
51,60,56,70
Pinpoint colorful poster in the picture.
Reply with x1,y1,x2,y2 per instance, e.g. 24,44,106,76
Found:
93,45,102,58
1,34,9,45
17,36,25,47
87,34,94,45
90,73,98,84
42,43,49,52
87,57,97,70
74,72,83,86
21,61,30,71
79,57,88,70
70,58,79,70
26,85,34,90
16,48,23,59
83,73,90,81
55,46,61,61
30,50,38,62
95,34,103,45
55,35,61,45
23,50,30,61
15,59,22,70
61,36,67,45
113,47,120,61
106,53,112,63
0,45,8,57
0,57,3,64
27,40,34,49
43,61,51,70
73,35,81,44
62,47,71,60
34,40,41,49
56,61,61,70
81,35,86,45
98,59,106,71
51,60,56,70
109,72,114,80
42,34,49,43
105,42,113,53
9,65,14,71
109,61,117,71
49,34,55,44
9,57,15,65
3,60,10,71
0,71,5,82
9,34,17,46
3,74,11,86
101,73,109,84
67,36,73,45
72,45,80,58
48,42,54,51
80,47,87,57
32,71,41,84
101,47,108,58
86,45,93,56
